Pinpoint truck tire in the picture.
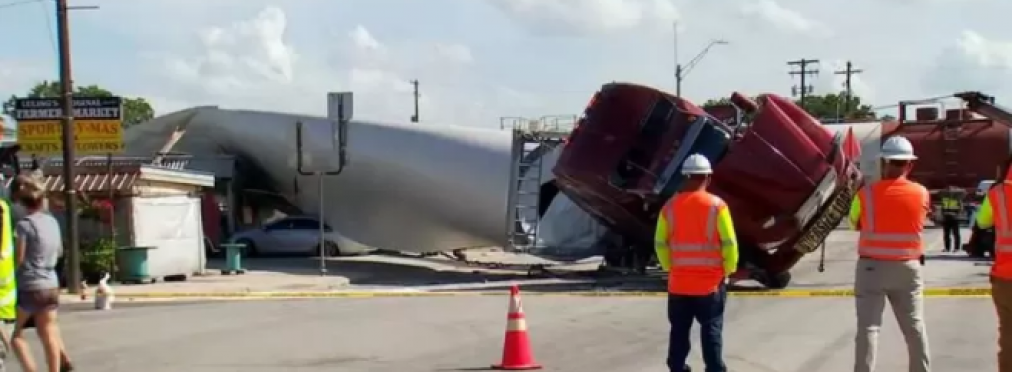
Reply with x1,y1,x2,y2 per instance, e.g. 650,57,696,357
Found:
760,271,792,289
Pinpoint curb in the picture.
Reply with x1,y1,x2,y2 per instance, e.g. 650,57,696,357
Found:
99,287,994,300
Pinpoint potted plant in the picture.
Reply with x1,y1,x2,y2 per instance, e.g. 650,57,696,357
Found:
79,237,116,283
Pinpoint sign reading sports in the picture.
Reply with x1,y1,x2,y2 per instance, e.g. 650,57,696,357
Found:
12,97,124,155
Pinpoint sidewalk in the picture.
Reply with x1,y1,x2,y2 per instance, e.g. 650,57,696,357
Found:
62,269,354,304
59,252,548,303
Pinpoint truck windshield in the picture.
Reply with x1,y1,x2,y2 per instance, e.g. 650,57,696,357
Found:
610,98,675,188
653,116,732,197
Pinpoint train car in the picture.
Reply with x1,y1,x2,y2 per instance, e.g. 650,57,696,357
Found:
826,107,1012,222
553,83,862,288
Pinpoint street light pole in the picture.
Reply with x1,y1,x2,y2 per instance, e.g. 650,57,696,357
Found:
675,39,729,97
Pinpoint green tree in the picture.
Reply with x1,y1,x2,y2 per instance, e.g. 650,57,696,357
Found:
700,97,736,108
2,81,155,128
797,92,875,120
701,93,876,121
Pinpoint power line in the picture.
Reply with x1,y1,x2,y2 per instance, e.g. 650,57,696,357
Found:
0,0,41,10
788,58,819,111
834,61,863,118
36,0,57,57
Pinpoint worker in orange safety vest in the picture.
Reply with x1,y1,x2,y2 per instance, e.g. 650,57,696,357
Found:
848,136,931,372
655,153,738,372
973,169,1012,371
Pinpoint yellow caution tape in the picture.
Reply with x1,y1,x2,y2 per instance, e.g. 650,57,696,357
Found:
726,287,992,298
108,287,994,300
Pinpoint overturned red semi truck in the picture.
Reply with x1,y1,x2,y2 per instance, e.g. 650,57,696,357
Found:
552,82,863,288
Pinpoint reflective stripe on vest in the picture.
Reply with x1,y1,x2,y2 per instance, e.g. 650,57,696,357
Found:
990,186,1012,279
858,185,923,260
0,199,16,320
941,196,962,211
665,201,722,259
664,193,725,296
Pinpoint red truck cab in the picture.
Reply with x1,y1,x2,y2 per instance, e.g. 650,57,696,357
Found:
553,83,862,288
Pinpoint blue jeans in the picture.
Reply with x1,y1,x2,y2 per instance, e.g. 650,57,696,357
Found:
667,282,727,372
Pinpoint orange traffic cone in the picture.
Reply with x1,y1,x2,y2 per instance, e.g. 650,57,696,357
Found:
492,284,542,370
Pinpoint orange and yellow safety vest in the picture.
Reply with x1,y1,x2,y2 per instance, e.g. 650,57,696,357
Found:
984,183,1012,279
660,191,732,295
851,178,928,261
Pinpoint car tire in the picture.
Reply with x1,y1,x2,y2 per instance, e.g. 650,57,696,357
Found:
318,241,341,257
236,239,258,257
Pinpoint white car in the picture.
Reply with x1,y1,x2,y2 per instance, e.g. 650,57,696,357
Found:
228,216,372,256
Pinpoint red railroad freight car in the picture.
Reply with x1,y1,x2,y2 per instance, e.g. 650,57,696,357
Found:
826,109,1012,222
553,82,862,288
888,119,1009,193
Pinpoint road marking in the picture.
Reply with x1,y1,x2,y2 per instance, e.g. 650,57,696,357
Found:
106,287,994,300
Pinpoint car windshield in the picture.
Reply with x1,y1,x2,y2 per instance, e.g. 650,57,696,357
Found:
277,218,333,231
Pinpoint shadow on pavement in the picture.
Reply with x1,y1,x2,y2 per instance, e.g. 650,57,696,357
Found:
206,254,547,287
208,252,673,293
925,254,991,263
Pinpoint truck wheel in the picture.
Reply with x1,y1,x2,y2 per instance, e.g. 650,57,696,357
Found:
761,271,792,289
603,247,626,268
968,245,985,258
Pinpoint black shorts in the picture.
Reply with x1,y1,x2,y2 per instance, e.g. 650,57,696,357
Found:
17,288,60,314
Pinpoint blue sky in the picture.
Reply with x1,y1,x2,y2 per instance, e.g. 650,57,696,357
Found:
2,0,1012,127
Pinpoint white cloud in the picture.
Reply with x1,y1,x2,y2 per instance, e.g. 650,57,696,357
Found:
491,0,680,36
349,25,385,53
924,30,1012,97
163,7,299,99
739,0,829,36
141,6,531,126
434,44,474,64
7,0,993,129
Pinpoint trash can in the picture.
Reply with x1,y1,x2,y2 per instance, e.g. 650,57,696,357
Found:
220,243,247,275
116,246,154,283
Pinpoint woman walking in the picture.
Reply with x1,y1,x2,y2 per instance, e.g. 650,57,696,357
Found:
9,176,70,372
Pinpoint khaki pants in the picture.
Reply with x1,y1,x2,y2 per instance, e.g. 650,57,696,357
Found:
854,258,930,372
992,276,1012,371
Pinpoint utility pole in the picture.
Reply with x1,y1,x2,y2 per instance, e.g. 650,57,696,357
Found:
788,58,820,111
834,61,863,118
56,0,81,294
55,0,97,294
410,80,419,123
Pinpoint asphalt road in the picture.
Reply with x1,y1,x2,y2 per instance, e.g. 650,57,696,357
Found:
6,228,992,372
38,295,997,372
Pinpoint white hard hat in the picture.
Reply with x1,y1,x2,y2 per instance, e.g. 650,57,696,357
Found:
681,153,713,175
881,136,917,160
